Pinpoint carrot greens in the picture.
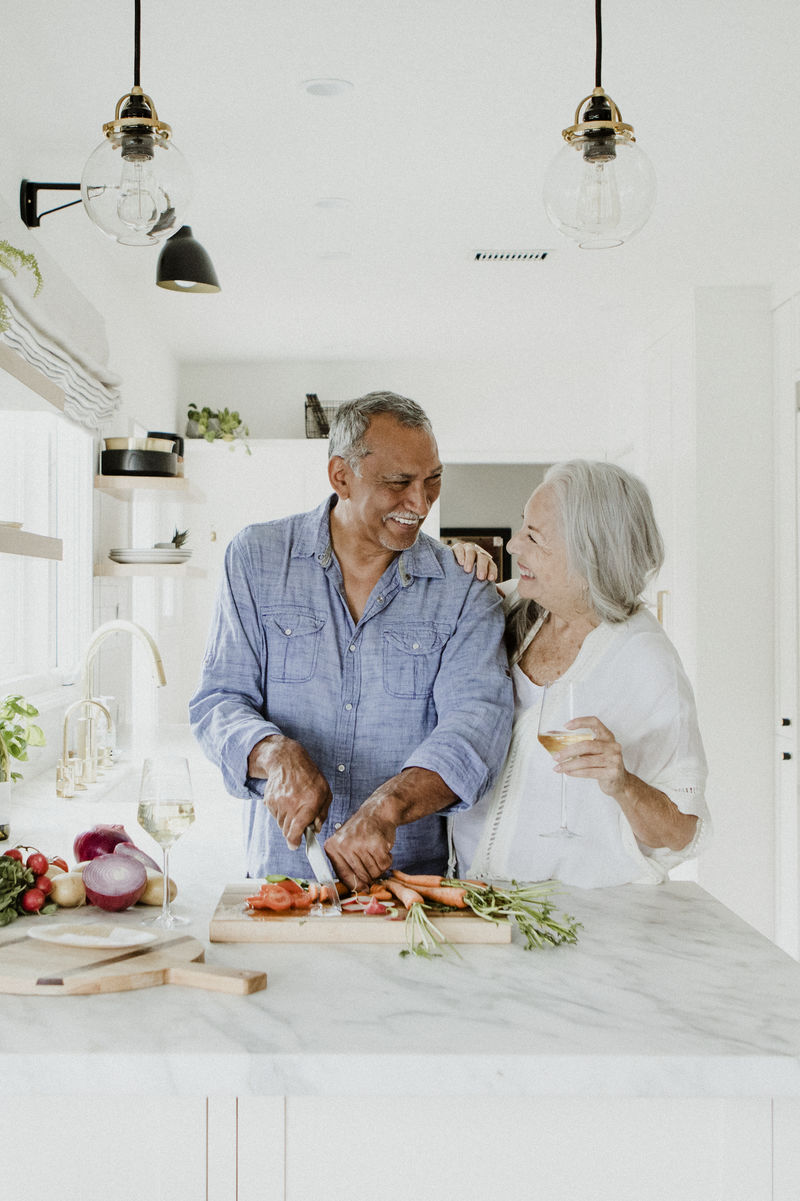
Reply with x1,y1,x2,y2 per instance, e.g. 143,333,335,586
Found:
398,877,581,959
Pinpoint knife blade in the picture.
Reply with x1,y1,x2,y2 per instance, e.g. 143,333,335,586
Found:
304,825,342,915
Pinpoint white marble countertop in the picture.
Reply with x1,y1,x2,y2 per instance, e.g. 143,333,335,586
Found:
3,732,800,1099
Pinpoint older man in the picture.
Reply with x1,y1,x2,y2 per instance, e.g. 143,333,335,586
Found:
190,391,512,889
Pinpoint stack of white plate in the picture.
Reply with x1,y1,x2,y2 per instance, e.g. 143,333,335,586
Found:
109,548,192,565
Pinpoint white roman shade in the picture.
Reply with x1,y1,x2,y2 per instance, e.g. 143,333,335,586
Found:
0,200,122,429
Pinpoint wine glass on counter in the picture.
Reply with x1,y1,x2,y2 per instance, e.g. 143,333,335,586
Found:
537,681,595,839
137,755,195,928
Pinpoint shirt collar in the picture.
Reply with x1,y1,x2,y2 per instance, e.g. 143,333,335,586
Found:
292,494,444,582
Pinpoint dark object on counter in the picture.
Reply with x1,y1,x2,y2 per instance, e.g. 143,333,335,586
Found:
305,393,340,438
100,449,178,476
147,430,184,457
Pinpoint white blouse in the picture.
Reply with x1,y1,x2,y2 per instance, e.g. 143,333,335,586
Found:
452,600,711,888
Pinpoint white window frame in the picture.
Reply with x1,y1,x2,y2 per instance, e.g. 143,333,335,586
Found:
0,410,93,700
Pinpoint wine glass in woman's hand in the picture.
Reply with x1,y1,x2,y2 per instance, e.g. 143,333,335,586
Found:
538,682,595,839
137,755,195,928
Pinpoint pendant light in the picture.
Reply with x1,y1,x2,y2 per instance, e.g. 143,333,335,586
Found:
80,0,191,246
543,0,656,249
156,227,220,292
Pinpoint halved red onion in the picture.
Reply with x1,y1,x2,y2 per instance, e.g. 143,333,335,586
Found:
114,841,161,873
73,824,132,862
83,854,147,911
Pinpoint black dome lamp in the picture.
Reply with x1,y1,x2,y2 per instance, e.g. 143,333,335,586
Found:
156,226,221,293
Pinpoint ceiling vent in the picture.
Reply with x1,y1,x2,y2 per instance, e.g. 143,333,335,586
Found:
473,249,551,262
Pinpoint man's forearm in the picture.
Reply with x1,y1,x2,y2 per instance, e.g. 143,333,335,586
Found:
361,767,459,827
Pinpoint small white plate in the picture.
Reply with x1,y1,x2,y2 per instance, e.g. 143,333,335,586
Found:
27,922,159,949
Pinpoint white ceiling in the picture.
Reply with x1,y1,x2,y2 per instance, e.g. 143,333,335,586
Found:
3,0,799,364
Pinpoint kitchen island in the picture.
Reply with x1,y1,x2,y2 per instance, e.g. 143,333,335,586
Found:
2,738,800,1200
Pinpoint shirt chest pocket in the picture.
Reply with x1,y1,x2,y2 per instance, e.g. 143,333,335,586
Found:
383,623,450,699
262,609,326,682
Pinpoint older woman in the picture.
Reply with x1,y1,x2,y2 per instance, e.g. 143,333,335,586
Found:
451,460,710,888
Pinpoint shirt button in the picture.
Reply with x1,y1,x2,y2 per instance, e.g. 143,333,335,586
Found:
284,628,292,636
345,703,353,711
349,644,356,652
334,822,342,830
412,641,420,650
337,763,346,772
377,595,384,603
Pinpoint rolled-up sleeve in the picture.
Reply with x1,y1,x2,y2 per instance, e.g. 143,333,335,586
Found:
402,577,513,809
189,535,280,799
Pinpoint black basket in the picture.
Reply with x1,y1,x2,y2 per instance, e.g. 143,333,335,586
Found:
304,394,340,438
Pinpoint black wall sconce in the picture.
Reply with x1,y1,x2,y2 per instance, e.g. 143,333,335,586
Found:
19,179,220,293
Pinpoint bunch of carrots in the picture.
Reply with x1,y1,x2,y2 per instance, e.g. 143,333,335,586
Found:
245,869,581,959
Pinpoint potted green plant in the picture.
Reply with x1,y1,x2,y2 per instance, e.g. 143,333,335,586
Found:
185,405,251,453
0,695,46,843
154,528,189,550
0,242,43,332
186,404,218,439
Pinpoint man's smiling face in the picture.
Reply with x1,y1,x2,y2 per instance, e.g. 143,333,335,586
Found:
333,412,443,555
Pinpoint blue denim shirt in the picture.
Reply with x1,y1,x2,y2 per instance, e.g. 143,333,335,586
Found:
189,496,513,878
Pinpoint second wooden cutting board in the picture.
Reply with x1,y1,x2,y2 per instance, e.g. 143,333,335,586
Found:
0,924,266,995
209,882,512,944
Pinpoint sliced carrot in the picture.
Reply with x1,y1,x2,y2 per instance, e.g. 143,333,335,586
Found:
368,885,393,901
307,881,319,903
384,878,424,908
391,869,444,888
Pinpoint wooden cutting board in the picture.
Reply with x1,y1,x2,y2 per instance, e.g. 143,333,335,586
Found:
209,882,512,945
0,923,266,996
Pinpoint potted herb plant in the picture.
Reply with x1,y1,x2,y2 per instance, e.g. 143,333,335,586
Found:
185,405,251,453
0,695,46,842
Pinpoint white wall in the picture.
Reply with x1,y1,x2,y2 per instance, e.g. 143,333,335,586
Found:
178,356,633,462
642,287,775,939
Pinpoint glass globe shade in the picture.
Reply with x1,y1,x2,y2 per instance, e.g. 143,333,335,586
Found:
80,132,192,246
543,134,656,249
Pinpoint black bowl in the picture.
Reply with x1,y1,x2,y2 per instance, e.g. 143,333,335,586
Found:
100,449,178,477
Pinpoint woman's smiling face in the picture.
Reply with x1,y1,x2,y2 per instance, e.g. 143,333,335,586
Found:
508,484,588,617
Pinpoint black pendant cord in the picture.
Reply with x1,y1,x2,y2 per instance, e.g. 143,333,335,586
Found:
594,0,603,88
133,0,141,87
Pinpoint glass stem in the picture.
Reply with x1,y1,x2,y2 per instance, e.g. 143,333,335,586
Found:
162,846,171,923
559,774,568,831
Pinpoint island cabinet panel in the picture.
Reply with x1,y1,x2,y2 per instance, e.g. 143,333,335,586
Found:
2,1096,206,1200
774,1099,800,1200
236,1096,286,1201
271,1097,774,1201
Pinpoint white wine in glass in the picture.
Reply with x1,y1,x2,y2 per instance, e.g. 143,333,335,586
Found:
538,681,594,839
137,755,195,928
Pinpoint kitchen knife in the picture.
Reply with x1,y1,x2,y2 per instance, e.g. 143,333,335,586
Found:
304,825,342,915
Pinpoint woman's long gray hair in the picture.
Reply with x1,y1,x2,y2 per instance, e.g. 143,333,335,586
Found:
506,459,664,656
328,391,433,471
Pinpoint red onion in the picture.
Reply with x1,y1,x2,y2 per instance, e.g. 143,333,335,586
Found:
114,841,161,873
83,854,147,911
73,824,132,862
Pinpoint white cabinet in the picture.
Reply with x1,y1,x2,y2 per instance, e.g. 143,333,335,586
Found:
2,1098,206,1201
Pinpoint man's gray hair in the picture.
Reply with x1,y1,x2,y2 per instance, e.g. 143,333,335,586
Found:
328,391,434,471
506,459,664,652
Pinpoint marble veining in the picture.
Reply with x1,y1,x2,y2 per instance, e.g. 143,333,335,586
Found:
3,734,800,1098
